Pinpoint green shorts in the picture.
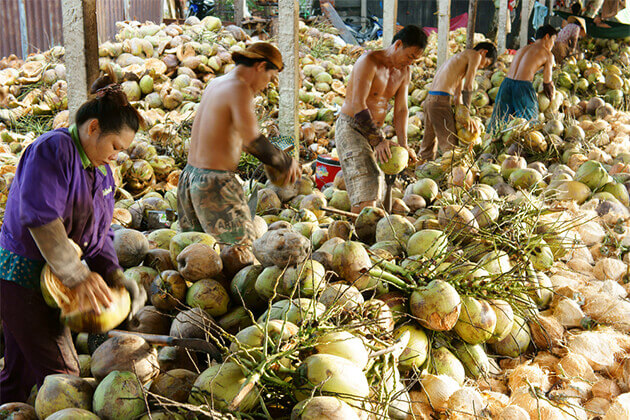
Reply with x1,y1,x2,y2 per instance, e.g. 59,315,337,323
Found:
177,165,256,245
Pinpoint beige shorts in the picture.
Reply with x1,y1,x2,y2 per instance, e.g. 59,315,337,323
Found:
334,114,384,206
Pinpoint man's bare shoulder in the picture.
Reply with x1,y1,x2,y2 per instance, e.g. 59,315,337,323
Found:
355,50,382,68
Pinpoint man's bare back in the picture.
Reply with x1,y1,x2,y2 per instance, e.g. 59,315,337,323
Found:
188,73,254,171
340,51,411,126
430,50,483,95
508,43,555,82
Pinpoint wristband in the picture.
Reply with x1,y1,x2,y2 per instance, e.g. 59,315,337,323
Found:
354,109,384,147
246,134,292,173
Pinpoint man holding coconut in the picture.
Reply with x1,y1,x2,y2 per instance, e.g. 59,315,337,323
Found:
336,25,427,213
420,42,498,161
488,25,557,133
178,42,301,245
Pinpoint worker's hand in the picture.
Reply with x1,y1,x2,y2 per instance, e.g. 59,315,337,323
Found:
286,159,302,186
72,272,113,316
108,269,147,321
465,118,476,132
543,82,555,100
403,145,418,163
374,139,393,164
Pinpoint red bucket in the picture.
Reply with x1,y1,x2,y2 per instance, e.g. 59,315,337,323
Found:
315,155,341,190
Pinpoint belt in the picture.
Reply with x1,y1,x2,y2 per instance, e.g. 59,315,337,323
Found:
429,91,451,96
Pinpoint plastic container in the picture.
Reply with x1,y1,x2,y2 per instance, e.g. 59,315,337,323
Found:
315,155,341,190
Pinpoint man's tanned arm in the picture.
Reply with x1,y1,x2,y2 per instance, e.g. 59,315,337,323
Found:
349,56,387,149
392,70,416,162
233,83,300,185
542,51,555,99
461,53,482,108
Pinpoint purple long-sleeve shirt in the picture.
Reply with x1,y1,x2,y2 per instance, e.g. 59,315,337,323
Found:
0,127,121,286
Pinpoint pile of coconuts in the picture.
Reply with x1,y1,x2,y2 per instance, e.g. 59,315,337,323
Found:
3,16,630,420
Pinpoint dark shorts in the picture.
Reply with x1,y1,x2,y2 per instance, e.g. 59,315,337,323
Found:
487,77,539,134
177,165,256,245
0,279,79,404
420,94,458,161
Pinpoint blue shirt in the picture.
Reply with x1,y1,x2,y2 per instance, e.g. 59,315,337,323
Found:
0,127,121,289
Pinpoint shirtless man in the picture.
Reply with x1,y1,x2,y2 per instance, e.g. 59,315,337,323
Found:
420,42,497,161
178,42,300,244
488,25,557,133
336,25,427,213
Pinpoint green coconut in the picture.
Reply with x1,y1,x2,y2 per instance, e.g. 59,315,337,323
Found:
92,371,146,420
509,168,543,190
602,182,630,206
452,341,490,379
411,178,439,203
281,259,327,297
429,346,466,385
407,229,448,260
114,228,150,268
169,232,218,266
490,315,531,358
453,297,497,344
35,374,93,419
291,397,360,420
575,160,611,190
230,265,266,311
294,354,369,402
375,215,416,244
410,280,461,331
186,279,230,317
314,330,369,369
395,325,429,371
379,146,409,175
189,362,260,412
355,207,387,244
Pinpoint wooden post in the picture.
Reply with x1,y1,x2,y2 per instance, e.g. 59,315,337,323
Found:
62,0,100,122
520,0,532,48
383,0,398,47
234,0,246,26
466,0,478,49
361,0,367,28
278,0,300,156
497,0,509,54
437,0,450,68
18,0,28,58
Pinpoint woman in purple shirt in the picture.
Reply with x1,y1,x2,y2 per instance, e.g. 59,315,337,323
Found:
0,81,146,403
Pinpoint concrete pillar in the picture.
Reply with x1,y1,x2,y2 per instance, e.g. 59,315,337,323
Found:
62,0,100,122
383,0,398,47
277,0,300,157
437,0,450,68
520,0,533,48
466,0,478,49
497,0,509,55
234,0,246,26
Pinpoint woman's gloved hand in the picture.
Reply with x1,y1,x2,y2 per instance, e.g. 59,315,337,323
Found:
106,269,147,321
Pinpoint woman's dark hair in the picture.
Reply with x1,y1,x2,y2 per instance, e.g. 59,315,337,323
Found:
535,24,558,40
474,42,498,64
392,25,428,50
233,55,279,71
75,74,143,133
571,1,582,15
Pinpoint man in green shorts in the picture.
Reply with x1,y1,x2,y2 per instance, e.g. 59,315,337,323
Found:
178,42,301,244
